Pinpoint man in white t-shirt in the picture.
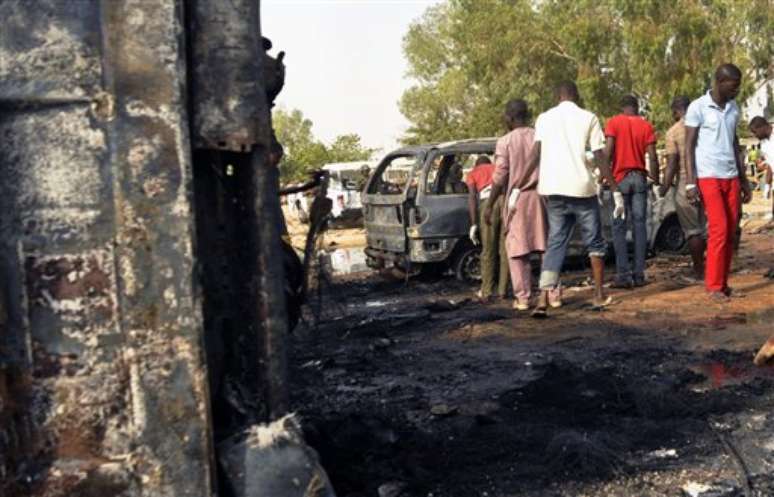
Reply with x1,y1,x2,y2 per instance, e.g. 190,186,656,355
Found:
750,116,773,212
526,81,619,316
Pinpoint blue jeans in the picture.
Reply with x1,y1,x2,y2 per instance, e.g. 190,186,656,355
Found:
539,195,607,290
612,171,648,283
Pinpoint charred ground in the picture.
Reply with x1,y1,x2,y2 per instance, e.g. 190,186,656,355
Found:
290,227,774,497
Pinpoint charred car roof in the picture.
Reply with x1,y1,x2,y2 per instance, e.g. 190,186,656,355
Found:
386,138,498,157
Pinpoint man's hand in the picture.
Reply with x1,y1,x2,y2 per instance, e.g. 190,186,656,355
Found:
741,180,752,204
613,191,626,220
686,184,701,205
658,183,670,198
648,178,663,200
469,225,479,245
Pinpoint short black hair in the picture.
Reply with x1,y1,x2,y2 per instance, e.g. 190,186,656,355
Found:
671,96,691,111
555,81,579,100
505,99,531,122
715,63,742,82
475,155,491,166
749,116,769,128
620,95,638,109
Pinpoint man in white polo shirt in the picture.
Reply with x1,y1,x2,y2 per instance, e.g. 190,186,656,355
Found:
527,81,619,316
684,64,752,302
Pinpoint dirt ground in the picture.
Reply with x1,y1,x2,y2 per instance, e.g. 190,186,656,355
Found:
289,204,773,497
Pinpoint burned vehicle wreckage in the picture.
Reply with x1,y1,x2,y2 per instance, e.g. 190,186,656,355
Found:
0,1,327,496
363,139,684,281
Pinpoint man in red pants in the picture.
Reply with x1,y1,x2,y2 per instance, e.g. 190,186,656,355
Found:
684,64,752,302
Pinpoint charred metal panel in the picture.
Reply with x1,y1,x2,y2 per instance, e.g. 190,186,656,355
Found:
0,0,103,101
189,0,270,151
188,0,290,425
0,1,214,496
100,0,215,495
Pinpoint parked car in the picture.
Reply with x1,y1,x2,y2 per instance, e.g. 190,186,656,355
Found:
362,138,684,282
322,160,377,226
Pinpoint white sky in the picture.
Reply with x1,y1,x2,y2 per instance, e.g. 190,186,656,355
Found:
262,0,439,154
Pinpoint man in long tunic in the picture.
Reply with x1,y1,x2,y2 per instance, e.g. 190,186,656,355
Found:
486,100,548,311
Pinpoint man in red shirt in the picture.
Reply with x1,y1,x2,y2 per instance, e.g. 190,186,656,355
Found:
604,95,659,288
467,155,508,300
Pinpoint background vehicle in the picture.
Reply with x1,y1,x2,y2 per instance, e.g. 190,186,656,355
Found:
362,139,684,282
322,160,377,225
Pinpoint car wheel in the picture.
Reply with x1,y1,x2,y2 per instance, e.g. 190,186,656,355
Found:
453,245,482,283
655,215,685,253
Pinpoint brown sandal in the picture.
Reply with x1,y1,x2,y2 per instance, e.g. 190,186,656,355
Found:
531,306,548,319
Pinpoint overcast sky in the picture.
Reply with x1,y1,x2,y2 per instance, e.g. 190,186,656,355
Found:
262,0,438,154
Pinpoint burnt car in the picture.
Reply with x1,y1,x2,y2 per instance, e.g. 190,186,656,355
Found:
362,139,685,282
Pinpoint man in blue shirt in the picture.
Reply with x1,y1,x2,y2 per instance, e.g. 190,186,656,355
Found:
684,64,752,302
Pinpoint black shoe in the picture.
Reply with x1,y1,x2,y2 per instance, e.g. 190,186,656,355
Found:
633,278,649,288
610,279,633,289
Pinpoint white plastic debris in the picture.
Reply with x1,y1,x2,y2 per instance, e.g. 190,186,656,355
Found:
648,448,678,459
218,414,337,497
682,482,711,497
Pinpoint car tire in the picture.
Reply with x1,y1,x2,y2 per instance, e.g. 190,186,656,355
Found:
655,215,685,253
452,244,482,283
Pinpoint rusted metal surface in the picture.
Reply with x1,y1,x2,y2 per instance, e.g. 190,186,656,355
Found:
252,150,290,418
187,0,291,424
0,0,215,495
189,0,271,151
0,0,297,494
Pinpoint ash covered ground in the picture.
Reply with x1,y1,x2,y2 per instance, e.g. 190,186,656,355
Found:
289,222,774,497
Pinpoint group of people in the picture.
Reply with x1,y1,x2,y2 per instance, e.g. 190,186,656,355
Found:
465,63,773,316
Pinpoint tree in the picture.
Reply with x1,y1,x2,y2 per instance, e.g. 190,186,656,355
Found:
273,109,374,183
400,0,774,144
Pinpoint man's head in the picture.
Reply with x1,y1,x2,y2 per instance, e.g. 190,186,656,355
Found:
620,95,639,114
749,116,772,141
555,81,579,103
475,155,492,166
671,95,691,121
449,162,463,181
504,99,531,129
713,63,742,100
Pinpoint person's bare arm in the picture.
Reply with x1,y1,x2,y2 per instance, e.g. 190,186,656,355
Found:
594,149,618,192
660,152,679,197
734,134,752,203
467,187,478,226
684,126,699,202
646,143,660,184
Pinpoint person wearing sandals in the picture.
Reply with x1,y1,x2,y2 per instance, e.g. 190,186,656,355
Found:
485,99,548,311
684,64,753,303
523,81,619,317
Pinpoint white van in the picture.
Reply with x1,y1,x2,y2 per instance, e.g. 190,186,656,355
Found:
322,161,377,221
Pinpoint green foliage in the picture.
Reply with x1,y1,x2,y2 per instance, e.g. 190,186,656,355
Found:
401,0,774,144
273,109,375,183
328,134,374,163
